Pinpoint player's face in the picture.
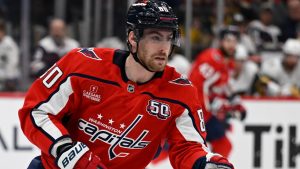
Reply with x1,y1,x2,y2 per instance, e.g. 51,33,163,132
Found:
220,35,238,57
283,54,299,70
138,28,173,71
50,20,66,41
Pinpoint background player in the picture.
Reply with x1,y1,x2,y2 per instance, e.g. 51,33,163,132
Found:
189,26,247,158
256,38,300,97
19,0,234,169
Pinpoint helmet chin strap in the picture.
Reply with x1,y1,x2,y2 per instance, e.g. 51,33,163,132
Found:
130,43,156,72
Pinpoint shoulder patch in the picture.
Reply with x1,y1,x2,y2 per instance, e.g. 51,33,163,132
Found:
169,75,192,86
78,48,102,60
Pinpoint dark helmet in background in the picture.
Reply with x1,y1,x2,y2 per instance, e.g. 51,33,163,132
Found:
219,25,240,40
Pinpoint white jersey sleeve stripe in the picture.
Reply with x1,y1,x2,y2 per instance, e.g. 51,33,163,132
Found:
38,77,73,115
31,111,63,139
32,77,73,140
175,109,205,144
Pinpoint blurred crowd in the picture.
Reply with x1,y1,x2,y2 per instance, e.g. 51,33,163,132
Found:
0,0,300,98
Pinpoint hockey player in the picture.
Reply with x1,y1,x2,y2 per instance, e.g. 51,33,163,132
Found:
257,38,300,97
19,0,234,169
189,26,246,158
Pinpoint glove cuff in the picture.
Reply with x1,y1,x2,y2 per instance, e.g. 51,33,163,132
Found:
56,142,89,169
50,136,73,158
56,143,73,157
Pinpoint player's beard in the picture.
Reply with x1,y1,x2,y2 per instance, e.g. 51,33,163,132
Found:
282,60,298,73
220,46,235,58
140,53,168,72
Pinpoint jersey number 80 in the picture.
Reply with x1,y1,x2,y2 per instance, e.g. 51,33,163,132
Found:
40,64,63,88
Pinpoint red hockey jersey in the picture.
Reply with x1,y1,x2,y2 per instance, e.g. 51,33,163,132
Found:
19,48,209,169
189,48,235,121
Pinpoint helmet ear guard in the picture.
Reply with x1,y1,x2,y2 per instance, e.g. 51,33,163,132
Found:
126,29,141,54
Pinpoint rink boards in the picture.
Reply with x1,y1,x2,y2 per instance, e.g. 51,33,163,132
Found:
0,94,299,169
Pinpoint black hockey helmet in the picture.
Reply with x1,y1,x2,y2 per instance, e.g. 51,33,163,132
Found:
126,0,180,46
219,25,240,40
